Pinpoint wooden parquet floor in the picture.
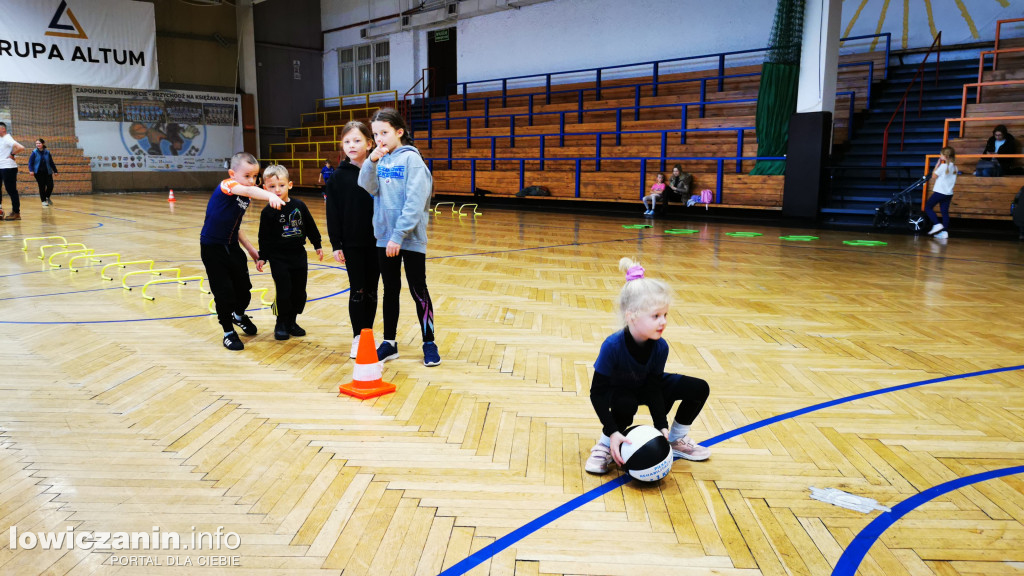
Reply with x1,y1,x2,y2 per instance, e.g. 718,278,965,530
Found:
1,192,1023,576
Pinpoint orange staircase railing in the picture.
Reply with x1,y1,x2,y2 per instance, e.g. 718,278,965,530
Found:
942,115,1024,147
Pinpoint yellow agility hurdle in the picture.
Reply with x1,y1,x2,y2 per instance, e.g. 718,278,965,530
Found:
101,259,155,281
22,236,67,252
48,248,94,268
208,287,274,313
69,253,121,273
433,201,455,214
198,278,212,294
141,276,204,301
122,268,183,291
458,203,482,216
251,287,274,306
37,243,86,260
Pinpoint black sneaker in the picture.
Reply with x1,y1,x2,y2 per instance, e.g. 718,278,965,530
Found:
232,313,257,335
289,323,306,337
274,326,290,340
223,331,244,350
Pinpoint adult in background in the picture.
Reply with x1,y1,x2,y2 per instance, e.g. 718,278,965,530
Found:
0,122,25,221
980,124,1018,176
29,138,59,207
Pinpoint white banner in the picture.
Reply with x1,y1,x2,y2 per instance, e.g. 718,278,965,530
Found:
72,86,242,172
0,0,157,90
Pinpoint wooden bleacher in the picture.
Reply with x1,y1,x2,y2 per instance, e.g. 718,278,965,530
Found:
264,46,885,210
13,137,93,196
424,53,883,208
263,92,397,186
925,26,1024,221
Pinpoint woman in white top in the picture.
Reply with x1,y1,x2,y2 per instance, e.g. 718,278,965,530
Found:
0,122,25,221
925,146,956,238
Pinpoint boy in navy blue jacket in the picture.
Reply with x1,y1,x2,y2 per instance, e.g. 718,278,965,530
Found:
256,165,323,341
200,152,284,351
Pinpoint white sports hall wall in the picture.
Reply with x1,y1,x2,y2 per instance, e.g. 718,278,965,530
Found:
320,0,1023,100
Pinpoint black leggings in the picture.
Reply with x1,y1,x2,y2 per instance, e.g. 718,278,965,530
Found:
343,246,379,337
378,248,435,342
35,172,54,202
0,168,19,214
268,250,308,329
611,373,710,431
200,243,252,332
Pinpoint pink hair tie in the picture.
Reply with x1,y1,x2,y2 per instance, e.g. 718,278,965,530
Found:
625,265,645,281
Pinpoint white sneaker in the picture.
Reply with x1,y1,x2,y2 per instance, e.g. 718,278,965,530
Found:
584,443,613,474
349,335,361,359
928,223,944,235
934,231,948,239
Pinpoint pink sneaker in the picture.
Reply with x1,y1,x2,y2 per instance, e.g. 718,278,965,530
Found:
671,436,710,461
584,443,613,474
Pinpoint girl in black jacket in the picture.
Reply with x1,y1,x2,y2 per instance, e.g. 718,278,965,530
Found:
326,121,380,358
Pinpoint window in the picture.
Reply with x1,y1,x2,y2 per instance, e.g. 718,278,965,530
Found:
339,48,354,95
338,41,389,96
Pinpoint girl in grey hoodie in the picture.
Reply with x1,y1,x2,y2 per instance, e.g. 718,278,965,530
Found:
358,108,441,367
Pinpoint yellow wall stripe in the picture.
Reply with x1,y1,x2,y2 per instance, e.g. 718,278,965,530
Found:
953,0,980,38
923,0,938,40
843,0,872,39
872,0,893,52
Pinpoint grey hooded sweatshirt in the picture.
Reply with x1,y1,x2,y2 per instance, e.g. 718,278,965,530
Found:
357,145,433,254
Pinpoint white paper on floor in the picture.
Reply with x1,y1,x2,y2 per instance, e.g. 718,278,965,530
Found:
809,487,891,514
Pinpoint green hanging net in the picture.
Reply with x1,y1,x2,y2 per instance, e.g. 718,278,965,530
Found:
751,0,805,175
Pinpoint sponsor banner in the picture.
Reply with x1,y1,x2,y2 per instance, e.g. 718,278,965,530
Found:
0,0,157,90
73,86,242,172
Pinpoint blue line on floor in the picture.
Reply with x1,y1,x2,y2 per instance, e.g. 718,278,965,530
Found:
832,465,1024,575
437,364,1024,576
0,288,349,324
0,286,124,301
52,207,137,222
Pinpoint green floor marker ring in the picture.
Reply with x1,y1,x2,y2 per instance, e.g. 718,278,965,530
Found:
664,229,698,234
622,224,653,229
725,232,763,237
843,240,888,246
779,235,819,241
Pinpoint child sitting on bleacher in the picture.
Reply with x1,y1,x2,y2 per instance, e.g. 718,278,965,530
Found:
642,173,666,216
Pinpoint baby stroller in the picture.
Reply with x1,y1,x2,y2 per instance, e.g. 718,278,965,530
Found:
873,175,929,231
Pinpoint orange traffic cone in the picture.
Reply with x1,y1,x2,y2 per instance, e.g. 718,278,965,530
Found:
168,189,176,202
339,328,395,399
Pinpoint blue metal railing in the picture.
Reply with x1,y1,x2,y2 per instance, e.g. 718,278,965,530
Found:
424,127,757,174
432,97,758,142
428,88,861,145
448,33,890,108
446,71,762,117
426,154,786,203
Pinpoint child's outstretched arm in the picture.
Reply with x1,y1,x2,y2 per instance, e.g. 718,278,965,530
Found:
229,181,284,209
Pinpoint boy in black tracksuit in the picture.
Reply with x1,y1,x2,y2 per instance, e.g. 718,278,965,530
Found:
200,152,284,351
256,165,323,340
